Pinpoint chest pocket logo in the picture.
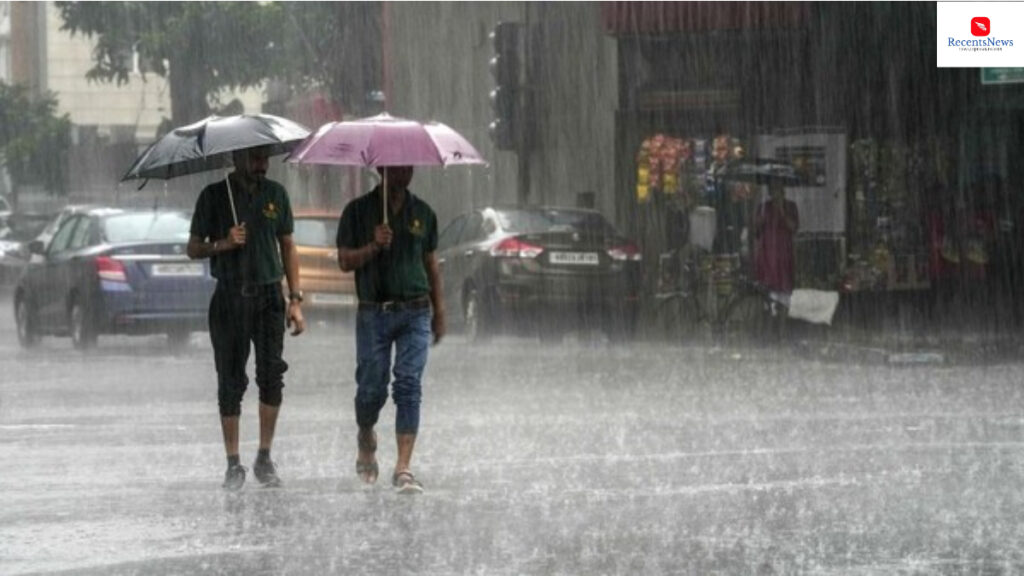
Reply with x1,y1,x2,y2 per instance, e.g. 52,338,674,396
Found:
409,218,425,237
263,202,279,220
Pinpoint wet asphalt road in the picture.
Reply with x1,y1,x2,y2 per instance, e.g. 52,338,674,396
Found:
2,288,1024,575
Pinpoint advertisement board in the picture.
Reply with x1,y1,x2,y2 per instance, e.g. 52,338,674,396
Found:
755,131,847,235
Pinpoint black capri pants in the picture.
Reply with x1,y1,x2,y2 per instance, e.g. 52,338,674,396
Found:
209,282,289,416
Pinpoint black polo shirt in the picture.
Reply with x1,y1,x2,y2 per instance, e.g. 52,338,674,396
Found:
190,174,294,285
336,187,438,302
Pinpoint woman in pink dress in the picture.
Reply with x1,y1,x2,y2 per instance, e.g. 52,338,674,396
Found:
754,181,799,293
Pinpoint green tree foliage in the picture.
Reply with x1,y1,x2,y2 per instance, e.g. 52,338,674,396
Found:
55,2,383,129
55,2,285,129
0,82,71,195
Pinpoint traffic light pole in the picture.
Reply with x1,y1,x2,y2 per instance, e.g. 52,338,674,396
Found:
517,139,530,208
517,11,532,208
489,19,533,207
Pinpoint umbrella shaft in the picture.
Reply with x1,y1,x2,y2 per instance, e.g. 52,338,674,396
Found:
383,171,388,226
225,174,239,226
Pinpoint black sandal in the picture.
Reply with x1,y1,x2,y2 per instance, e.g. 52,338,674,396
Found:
356,431,378,484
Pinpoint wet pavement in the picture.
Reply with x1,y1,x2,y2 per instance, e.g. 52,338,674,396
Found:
2,289,1024,575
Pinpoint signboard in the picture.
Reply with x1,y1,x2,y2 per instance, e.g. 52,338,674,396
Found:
981,68,1024,85
756,131,847,235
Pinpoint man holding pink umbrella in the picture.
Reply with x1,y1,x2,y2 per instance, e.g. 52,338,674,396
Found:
336,165,444,494
289,112,484,494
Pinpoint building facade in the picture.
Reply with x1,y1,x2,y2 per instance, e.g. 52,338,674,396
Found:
387,2,1024,329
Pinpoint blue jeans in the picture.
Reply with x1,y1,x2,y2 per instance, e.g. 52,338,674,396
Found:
354,307,431,434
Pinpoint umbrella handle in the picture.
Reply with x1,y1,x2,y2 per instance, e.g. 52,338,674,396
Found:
382,170,388,226
225,173,239,226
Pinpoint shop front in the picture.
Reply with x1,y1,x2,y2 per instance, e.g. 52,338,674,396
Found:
603,2,1024,332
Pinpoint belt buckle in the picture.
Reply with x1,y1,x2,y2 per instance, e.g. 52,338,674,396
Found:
241,284,257,298
381,301,397,312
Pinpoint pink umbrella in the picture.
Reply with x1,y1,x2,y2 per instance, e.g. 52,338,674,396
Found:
288,113,486,223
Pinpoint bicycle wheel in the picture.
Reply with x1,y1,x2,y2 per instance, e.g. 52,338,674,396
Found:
718,290,768,344
654,294,701,343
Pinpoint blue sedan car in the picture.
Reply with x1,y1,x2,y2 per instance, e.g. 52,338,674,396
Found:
14,207,216,349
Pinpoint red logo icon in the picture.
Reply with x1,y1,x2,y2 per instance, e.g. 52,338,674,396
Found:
972,17,991,37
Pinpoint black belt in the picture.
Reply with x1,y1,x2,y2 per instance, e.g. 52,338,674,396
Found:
217,282,282,298
358,296,431,312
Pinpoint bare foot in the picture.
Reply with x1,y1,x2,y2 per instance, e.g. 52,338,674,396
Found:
356,429,378,484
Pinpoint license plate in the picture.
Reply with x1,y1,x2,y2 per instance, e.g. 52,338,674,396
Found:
549,252,599,266
311,292,356,306
151,262,204,277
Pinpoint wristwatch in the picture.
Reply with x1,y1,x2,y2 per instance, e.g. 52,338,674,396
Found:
288,291,304,303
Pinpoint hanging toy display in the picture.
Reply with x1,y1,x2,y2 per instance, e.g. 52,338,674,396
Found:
635,134,692,203
636,138,653,204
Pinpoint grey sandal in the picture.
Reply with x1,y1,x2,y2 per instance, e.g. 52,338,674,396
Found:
392,470,423,494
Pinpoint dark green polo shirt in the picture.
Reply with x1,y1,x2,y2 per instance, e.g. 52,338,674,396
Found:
190,175,294,285
336,187,438,302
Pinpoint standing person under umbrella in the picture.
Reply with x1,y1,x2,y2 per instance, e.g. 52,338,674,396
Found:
187,146,306,491
754,180,800,295
336,165,445,495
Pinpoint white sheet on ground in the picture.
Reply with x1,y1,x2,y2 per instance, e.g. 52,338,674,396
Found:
786,289,840,325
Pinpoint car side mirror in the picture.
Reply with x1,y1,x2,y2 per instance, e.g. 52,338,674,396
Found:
27,240,44,255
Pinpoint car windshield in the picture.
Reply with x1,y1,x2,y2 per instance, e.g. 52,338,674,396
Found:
103,212,192,243
294,218,339,248
497,209,618,237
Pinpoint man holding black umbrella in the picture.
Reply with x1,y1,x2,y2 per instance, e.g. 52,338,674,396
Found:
187,146,306,491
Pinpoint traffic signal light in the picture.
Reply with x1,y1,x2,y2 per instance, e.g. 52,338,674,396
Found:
488,22,521,150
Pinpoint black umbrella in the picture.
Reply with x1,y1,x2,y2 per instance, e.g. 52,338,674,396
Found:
123,114,310,181
122,113,310,223
716,158,804,186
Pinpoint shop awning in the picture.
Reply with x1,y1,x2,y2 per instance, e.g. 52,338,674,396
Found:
601,2,810,35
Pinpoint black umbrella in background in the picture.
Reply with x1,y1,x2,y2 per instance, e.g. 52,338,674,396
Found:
717,158,804,187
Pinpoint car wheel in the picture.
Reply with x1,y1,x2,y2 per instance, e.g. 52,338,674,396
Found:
69,298,97,350
464,288,491,342
15,296,40,348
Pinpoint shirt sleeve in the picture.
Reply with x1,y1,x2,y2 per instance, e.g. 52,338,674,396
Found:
424,207,438,253
189,186,212,240
277,183,294,236
337,201,358,249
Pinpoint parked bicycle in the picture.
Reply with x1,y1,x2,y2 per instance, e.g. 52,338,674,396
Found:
651,248,786,344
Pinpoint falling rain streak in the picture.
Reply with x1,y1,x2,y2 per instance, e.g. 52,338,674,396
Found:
1,2,1024,574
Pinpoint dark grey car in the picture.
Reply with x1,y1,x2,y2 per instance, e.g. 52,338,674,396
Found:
436,206,642,342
